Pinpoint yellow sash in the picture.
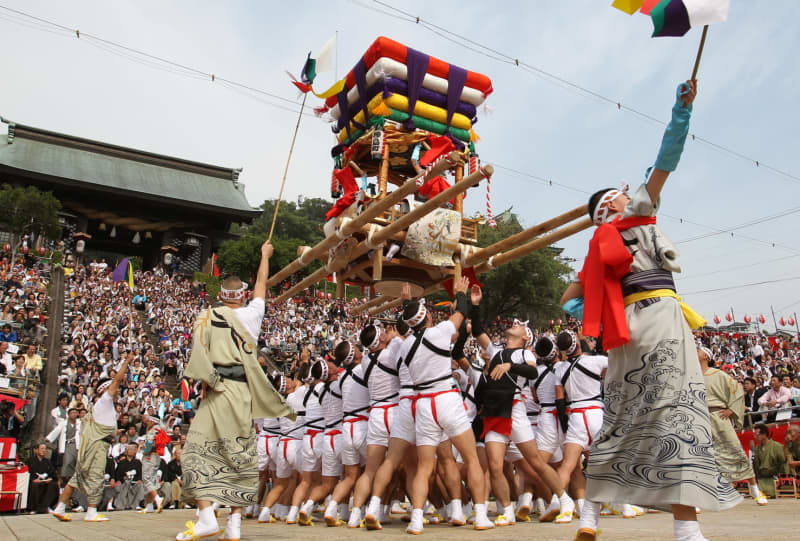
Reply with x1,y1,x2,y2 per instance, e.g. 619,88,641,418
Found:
623,289,706,330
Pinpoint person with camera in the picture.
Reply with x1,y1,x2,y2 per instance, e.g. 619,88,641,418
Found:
0,399,25,440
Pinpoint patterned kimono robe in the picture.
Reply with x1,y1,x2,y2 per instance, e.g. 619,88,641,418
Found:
585,184,741,511
704,368,754,483
182,305,295,506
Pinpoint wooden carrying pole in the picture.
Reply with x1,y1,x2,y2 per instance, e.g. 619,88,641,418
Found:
461,205,588,267
351,295,386,314
365,215,593,316
266,151,461,289
368,164,491,247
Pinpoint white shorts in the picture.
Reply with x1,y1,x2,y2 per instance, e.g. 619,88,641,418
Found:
505,442,523,463
341,418,368,466
276,438,300,478
564,405,604,450
300,431,324,472
527,412,539,439
484,400,536,445
257,434,280,471
322,429,344,478
367,404,397,447
414,389,471,448
536,409,565,461
391,397,416,445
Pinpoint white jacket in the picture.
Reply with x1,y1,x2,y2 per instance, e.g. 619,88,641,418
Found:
46,418,82,454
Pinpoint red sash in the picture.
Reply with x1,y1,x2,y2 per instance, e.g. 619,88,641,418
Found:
579,216,657,350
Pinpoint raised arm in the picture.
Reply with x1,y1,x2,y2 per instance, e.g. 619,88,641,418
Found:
107,355,130,399
646,80,697,204
252,240,274,301
448,276,471,332
469,285,490,351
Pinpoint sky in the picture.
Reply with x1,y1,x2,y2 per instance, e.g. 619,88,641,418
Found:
1,0,799,330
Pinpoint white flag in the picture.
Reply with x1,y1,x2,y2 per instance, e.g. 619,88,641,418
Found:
315,34,337,74
684,0,730,27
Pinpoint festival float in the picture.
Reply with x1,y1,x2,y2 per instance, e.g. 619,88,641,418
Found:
268,37,592,314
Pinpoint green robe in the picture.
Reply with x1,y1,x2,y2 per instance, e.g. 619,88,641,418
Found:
67,409,115,505
704,368,754,483
786,440,800,474
753,439,787,497
182,305,295,506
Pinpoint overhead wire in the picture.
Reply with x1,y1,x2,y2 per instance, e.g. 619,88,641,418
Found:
368,0,800,187
1,3,797,262
681,276,800,296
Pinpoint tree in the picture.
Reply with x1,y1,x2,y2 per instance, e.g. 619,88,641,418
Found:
0,184,61,263
219,196,331,285
472,213,572,326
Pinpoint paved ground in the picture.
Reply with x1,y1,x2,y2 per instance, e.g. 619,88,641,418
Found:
1,500,798,541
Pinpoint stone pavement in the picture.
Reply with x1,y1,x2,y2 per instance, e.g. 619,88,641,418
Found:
0,500,797,541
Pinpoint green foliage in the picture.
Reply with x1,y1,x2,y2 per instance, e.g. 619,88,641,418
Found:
193,272,221,300
218,197,330,282
0,184,62,262
474,214,572,326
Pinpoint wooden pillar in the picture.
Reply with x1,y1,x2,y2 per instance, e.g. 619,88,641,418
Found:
452,163,464,284
372,246,383,282
378,140,390,197
335,277,345,299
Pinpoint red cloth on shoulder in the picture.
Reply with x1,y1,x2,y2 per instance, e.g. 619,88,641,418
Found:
326,167,360,220
155,429,171,456
578,216,657,350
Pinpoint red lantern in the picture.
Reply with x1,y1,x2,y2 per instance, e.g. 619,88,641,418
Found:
780,317,786,326
549,320,554,326
725,313,732,322
744,315,751,324
20,245,29,254
713,315,721,324
37,246,46,256
556,319,562,325
2,244,8,252
789,317,796,327
758,314,766,324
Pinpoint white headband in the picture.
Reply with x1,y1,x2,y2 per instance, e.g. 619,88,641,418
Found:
592,190,622,226
404,299,427,328
276,374,287,394
97,379,113,395
698,346,714,362
535,336,558,362
219,282,248,302
513,318,533,347
561,329,578,355
367,324,382,350
315,359,330,381
343,340,355,365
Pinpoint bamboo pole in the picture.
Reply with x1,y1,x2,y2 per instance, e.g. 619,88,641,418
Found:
690,25,709,82
369,164,491,247
486,217,593,269
266,152,460,289
268,92,308,242
335,277,345,299
462,205,587,267
371,247,383,281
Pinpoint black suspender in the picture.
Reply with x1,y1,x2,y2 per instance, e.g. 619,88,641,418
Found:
534,364,553,392
559,356,603,404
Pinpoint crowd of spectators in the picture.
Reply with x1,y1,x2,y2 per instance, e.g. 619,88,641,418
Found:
8,252,798,513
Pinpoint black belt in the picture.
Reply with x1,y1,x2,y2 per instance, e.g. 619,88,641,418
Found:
621,269,675,298
215,364,247,382
540,402,555,407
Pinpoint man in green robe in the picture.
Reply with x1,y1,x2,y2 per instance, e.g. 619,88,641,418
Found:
51,356,129,522
176,240,296,541
753,423,788,498
784,424,800,475
698,347,768,505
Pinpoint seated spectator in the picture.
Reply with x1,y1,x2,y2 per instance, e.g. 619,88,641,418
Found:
784,424,800,475
0,324,17,343
753,423,788,497
27,442,58,514
23,343,43,374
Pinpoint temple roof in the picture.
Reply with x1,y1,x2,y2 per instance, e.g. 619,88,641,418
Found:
0,117,260,219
